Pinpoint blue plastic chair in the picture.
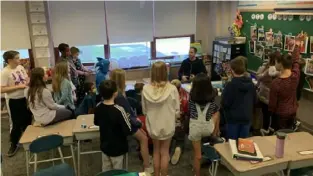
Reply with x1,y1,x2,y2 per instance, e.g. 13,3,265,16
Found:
202,144,221,176
95,169,129,176
30,134,75,176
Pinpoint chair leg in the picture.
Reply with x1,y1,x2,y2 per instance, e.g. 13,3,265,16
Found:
25,150,30,176
286,169,290,176
213,161,219,176
77,140,81,176
209,162,213,175
123,153,128,170
34,154,37,172
51,149,55,166
70,144,77,175
209,161,219,176
57,147,65,163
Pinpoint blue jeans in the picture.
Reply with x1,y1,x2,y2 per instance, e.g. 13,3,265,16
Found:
226,124,250,140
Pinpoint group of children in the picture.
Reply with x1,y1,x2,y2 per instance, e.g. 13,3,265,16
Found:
1,42,302,176
257,45,303,134
1,49,97,157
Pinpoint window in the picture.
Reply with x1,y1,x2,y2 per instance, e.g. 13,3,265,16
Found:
110,42,151,69
1,49,29,69
77,45,105,63
155,37,191,63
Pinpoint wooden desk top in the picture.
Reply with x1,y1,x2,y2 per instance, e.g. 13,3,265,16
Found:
214,136,290,173
19,119,76,144
73,114,99,133
265,132,313,162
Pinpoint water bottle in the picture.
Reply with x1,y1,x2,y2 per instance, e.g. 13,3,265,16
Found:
275,132,286,158
81,118,87,129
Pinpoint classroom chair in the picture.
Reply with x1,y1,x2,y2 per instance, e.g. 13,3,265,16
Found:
95,169,128,176
201,144,221,176
30,134,75,176
188,137,223,176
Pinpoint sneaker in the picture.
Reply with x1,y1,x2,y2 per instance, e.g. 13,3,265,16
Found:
144,167,154,174
294,121,301,131
171,147,182,165
7,144,19,157
260,129,270,136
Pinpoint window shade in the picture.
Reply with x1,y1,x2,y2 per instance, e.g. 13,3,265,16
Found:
1,1,31,50
105,1,153,44
154,1,196,37
48,1,107,46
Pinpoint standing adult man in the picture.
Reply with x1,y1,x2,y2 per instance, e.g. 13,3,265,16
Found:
178,47,207,83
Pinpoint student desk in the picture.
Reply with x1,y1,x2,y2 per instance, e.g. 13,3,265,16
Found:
214,136,290,176
73,114,101,176
19,119,77,176
265,132,313,176
181,81,223,96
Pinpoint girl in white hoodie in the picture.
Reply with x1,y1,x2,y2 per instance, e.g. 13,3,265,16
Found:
142,61,180,176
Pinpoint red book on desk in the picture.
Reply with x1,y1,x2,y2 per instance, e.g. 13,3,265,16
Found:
237,138,257,156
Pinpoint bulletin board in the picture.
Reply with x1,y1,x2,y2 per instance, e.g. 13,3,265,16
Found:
241,12,313,71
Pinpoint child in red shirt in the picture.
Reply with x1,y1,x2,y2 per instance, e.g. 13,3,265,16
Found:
169,79,187,165
269,45,300,130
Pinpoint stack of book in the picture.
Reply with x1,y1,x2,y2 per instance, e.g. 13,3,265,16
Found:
229,138,264,161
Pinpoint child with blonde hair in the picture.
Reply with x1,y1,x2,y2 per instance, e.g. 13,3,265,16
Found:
142,61,180,176
52,61,75,112
25,67,72,125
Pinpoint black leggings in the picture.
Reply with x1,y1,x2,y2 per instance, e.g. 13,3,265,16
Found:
9,98,32,146
47,108,72,125
260,102,271,130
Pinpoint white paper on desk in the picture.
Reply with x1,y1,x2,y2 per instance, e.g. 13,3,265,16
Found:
35,48,50,58
32,25,47,36
299,150,313,155
89,125,99,129
30,13,46,24
126,80,136,85
34,36,49,47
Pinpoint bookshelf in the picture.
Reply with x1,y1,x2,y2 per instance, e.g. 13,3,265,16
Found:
211,40,246,81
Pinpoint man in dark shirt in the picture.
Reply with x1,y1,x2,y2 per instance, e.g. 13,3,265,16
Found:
178,47,207,83
94,80,132,171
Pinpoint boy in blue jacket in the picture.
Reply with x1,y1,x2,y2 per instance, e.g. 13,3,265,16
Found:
95,57,110,92
222,56,256,140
